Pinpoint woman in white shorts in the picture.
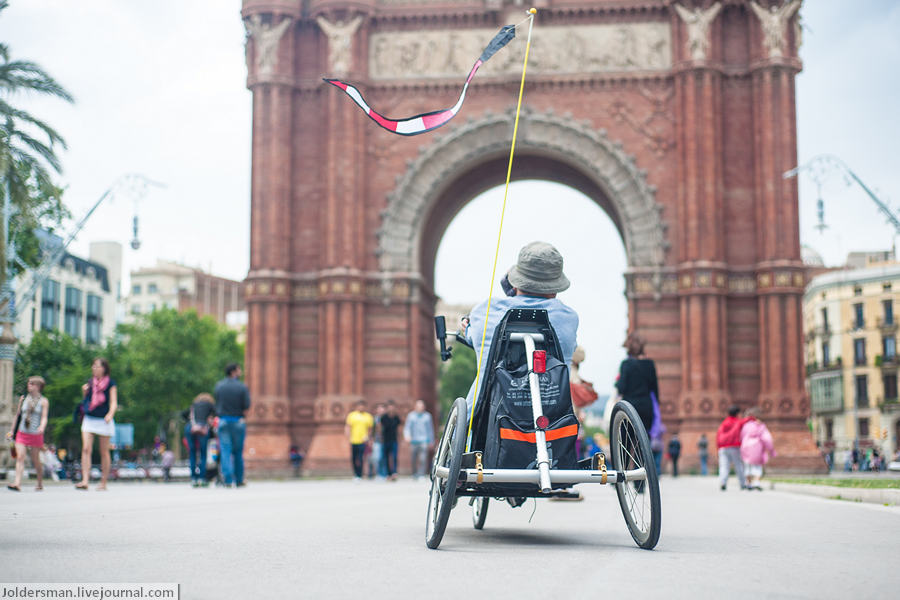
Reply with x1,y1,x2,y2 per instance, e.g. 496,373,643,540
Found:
77,357,117,490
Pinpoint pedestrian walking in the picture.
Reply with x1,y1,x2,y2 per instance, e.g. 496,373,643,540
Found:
6,376,49,491
740,408,775,490
380,400,402,480
698,433,709,476
367,403,386,479
289,445,304,477
615,333,659,435
345,399,373,480
667,433,682,477
214,363,251,487
716,405,752,491
403,400,434,479
77,358,117,491
185,393,216,487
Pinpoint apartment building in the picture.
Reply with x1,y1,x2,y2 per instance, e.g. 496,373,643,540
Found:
803,253,900,459
15,238,122,346
127,260,244,325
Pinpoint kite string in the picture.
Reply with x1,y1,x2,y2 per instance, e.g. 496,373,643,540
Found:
466,11,536,452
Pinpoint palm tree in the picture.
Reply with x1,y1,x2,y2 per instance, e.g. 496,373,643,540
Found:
0,0,74,289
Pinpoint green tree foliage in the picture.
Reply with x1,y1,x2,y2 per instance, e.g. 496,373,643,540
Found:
438,343,476,421
113,308,243,449
14,308,243,452
14,330,97,454
0,0,73,283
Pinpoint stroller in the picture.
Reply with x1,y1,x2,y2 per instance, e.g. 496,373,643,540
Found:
427,308,661,549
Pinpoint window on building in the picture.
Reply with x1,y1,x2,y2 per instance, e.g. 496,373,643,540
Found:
858,417,870,438
855,375,869,408
148,283,158,294
883,300,894,325
825,418,834,441
884,374,898,401
821,307,829,331
132,284,141,295
40,279,60,331
822,341,831,366
131,304,141,315
883,337,896,360
854,338,866,366
149,303,156,312
854,303,864,329
86,294,102,345
64,286,83,339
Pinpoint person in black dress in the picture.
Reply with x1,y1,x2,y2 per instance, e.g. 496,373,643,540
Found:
615,333,658,434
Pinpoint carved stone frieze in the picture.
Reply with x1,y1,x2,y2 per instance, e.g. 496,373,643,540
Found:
369,23,671,80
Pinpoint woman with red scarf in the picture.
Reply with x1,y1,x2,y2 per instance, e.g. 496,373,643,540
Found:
76,358,117,490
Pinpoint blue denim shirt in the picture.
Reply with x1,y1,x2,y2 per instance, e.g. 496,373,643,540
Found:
404,411,434,445
464,295,578,411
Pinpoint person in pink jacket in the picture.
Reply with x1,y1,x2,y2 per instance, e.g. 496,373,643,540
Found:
740,408,775,491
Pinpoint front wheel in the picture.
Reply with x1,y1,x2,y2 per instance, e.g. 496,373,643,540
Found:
425,397,467,549
609,400,661,550
472,497,489,530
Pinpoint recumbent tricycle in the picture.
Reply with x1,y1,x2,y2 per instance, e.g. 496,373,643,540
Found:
426,308,661,549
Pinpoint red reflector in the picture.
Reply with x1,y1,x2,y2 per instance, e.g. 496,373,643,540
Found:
536,416,550,430
533,350,547,373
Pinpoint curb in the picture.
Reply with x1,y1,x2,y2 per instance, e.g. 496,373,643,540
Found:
771,482,900,505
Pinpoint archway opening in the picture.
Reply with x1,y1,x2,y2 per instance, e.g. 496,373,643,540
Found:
432,179,628,394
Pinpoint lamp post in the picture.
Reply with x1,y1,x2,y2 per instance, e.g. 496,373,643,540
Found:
0,174,161,470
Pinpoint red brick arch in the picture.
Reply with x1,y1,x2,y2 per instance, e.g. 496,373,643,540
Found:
241,0,822,471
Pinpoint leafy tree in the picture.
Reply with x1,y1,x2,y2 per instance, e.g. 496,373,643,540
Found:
113,308,243,449
0,0,73,286
438,343,476,421
14,330,97,455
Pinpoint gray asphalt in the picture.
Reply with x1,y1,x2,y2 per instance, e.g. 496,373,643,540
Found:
2,476,898,599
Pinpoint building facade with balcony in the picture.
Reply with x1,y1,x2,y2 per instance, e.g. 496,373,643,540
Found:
804,258,900,460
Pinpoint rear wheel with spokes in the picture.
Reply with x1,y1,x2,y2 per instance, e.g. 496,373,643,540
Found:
609,400,661,550
472,496,489,530
425,397,467,549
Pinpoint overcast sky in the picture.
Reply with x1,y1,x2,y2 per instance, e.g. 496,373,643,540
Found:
4,1,899,387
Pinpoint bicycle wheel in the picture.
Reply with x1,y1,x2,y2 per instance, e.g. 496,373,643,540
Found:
609,400,661,550
425,397,467,549
472,497,489,530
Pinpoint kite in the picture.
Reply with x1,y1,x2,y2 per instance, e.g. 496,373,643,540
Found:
324,24,517,136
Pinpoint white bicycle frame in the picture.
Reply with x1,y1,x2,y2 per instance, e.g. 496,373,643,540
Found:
435,332,647,492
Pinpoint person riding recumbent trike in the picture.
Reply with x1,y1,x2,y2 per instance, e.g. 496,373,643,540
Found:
427,308,661,550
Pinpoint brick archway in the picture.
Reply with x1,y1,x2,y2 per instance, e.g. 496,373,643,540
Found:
377,108,667,279
241,0,823,472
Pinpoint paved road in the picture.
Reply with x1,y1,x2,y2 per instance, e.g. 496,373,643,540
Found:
2,476,898,599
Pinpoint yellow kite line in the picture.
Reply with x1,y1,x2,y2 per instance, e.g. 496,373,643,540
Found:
466,8,537,452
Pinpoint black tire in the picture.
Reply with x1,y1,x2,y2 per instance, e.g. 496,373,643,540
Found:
425,397,467,549
472,497,489,530
609,400,661,550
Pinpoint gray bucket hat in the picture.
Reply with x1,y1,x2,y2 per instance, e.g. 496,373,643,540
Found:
506,241,570,294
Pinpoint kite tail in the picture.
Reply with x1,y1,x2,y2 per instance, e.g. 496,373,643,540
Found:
324,58,485,136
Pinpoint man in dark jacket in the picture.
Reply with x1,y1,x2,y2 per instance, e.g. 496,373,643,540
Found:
716,405,752,491
667,434,681,477
214,363,251,487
